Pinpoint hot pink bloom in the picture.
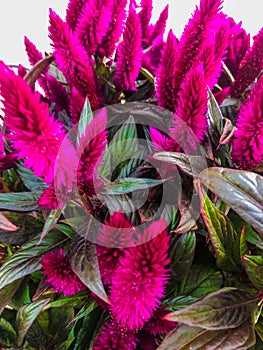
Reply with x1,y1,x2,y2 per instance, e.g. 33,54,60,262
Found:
149,5,168,44
114,9,142,91
75,0,113,56
66,0,88,30
232,76,263,170
48,9,99,110
17,64,27,78
149,126,179,152
77,110,108,197
110,220,171,331
0,62,65,183
139,0,153,41
145,308,177,335
94,321,137,350
231,27,263,99
142,35,164,75
41,248,86,296
98,0,127,58
156,30,178,111
46,74,70,113
170,63,209,146
0,131,16,171
69,87,85,125
171,0,223,109
38,184,59,210
218,17,250,89
97,212,134,284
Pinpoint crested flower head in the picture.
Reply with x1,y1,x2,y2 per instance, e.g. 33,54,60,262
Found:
75,0,114,56
142,35,164,75
38,184,59,210
149,5,168,44
170,0,223,109
41,248,86,296
48,9,99,110
69,87,85,125
114,8,142,91
110,220,171,331
94,320,137,350
230,27,263,98
97,212,134,284
97,0,127,58
156,29,178,111
17,64,27,78
139,0,153,41
0,62,65,183
170,63,209,148
232,76,263,170
149,126,179,152
66,0,88,30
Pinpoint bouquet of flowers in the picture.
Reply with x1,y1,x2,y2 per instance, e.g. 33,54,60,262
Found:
0,0,263,348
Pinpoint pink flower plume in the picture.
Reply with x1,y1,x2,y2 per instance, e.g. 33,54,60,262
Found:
98,0,127,58
69,87,85,125
0,62,65,183
156,30,178,111
232,76,263,170
139,0,153,40
97,212,134,284
66,0,89,30
94,320,137,350
114,9,142,91
48,9,99,110
75,0,114,56
170,63,209,146
230,27,263,99
46,74,70,113
41,248,86,296
38,184,59,210
149,5,168,44
149,126,179,152
110,220,171,331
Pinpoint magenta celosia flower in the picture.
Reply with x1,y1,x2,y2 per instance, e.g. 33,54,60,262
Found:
97,0,127,58
41,248,86,296
48,9,99,111
46,74,70,113
17,64,27,78
218,17,250,89
197,19,229,89
0,131,16,171
75,0,113,56
97,212,134,284
232,76,263,170
142,35,164,75
0,62,65,183
110,220,171,331
139,0,153,42
66,0,88,31
230,27,263,99
38,184,59,210
77,110,108,197
149,5,168,44
94,320,138,350
114,9,142,91
145,308,177,335
170,63,209,147
69,87,85,125
156,30,178,111
170,0,223,110
149,126,179,152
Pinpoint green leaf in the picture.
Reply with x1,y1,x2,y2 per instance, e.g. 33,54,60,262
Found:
56,338,75,350
242,255,263,290
0,231,68,290
16,299,50,346
69,234,109,304
0,192,41,211
197,167,263,237
0,318,17,347
207,88,224,141
100,116,139,179
44,294,89,310
165,288,260,330
0,212,19,231
0,279,23,315
157,320,256,350
49,306,74,341
10,278,31,309
77,98,93,146
153,152,208,177
174,265,224,298
196,182,241,271
161,205,180,232
170,232,196,281
103,177,166,195
39,209,62,243
0,317,16,336
164,295,199,312
118,150,145,178
16,163,48,192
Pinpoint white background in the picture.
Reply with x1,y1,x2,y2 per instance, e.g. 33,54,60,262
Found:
0,0,261,66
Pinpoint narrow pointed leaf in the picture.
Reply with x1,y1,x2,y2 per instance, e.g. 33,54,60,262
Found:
197,167,263,236
16,164,48,192
39,209,62,243
24,55,54,87
242,255,263,290
16,299,50,346
0,279,23,315
196,182,241,271
0,213,19,231
69,234,109,304
77,98,93,146
0,192,41,211
165,288,261,330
